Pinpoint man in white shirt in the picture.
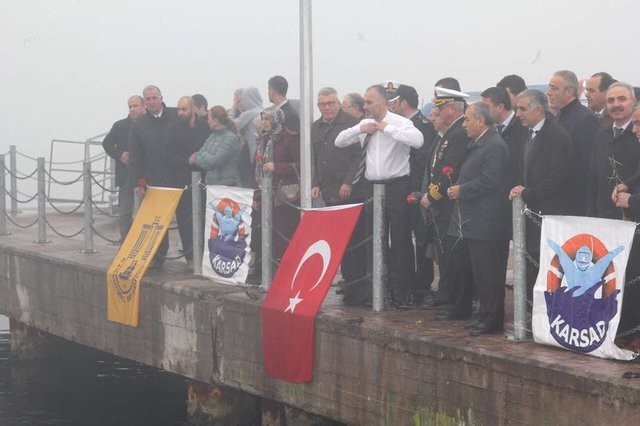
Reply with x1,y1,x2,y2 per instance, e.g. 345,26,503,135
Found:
335,84,423,307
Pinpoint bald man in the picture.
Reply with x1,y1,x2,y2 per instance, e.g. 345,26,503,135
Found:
166,96,210,266
102,95,146,240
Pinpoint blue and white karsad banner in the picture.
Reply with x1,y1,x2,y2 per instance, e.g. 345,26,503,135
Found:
532,215,638,360
201,185,253,285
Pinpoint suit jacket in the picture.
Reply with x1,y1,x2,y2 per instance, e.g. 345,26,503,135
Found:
280,100,300,134
410,111,438,192
447,127,511,240
311,110,363,203
520,115,576,216
165,118,210,188
587,124,640,219
422,116,470,237
557,98,599,215
129,105,180,187
500,115,528,188
102,116,134,187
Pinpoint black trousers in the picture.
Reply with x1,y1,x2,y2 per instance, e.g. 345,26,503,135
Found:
443,236,474,317
410,204,434,301
327,200,368,285
468,239,510,328
175,188,194,261
380,177,415,302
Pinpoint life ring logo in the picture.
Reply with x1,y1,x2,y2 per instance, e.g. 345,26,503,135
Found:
545,234,624,353
208,198,248,278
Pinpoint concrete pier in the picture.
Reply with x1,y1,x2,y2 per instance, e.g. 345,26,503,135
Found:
1,212,639,425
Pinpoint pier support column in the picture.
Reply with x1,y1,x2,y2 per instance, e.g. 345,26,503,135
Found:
186,381,260,424
9,319,69,360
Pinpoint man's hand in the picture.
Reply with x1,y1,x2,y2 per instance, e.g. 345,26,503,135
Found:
420,193,431,209
374,122,387,131
612,183,629,203
188,152,197,165
339,184,352,200
360,122,377,134
263,162,275,172
615,192,631,208
447,184,460,200
311,186,320,199
120,151,129,165
134,186,146,198
509,185,525,200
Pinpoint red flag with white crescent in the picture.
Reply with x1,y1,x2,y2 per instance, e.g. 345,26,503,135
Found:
262,203,363,382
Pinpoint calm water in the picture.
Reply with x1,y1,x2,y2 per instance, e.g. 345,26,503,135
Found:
0,315,188,425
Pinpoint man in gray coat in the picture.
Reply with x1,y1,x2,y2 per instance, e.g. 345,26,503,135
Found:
446,102,511,336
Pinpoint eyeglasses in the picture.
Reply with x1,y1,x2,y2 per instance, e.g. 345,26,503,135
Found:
317,101,338,108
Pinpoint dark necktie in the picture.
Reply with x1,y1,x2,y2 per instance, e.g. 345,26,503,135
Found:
614,127,624,137
352,134,371,184
496,124,505,134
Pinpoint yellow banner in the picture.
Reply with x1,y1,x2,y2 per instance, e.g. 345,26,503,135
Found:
107,186,183,327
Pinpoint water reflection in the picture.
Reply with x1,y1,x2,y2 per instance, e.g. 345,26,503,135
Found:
0,316,188,425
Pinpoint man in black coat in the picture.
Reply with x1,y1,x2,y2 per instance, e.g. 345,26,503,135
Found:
547,70,599,215
420,85,471,308
509,89,576,305
395,84,438,304
310,87,368,293
446,102,511,335
102,95,146,240
166,96,210,266
268,75,299,133
129,85,180,267
586,72,617,128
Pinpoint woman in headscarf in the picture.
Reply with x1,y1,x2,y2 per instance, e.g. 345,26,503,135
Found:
252,105,300,262
189,105,241,186
233,87,264,187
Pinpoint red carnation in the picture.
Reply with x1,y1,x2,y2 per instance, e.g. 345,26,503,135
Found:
255,153,264,161
442,165,454,176
406,192,422,204
137,178,147,187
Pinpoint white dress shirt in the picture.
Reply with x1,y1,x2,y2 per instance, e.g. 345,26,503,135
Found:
335,110,423,181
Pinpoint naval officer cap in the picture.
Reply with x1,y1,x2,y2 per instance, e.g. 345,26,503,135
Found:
433,86,470,107
381,80,402,101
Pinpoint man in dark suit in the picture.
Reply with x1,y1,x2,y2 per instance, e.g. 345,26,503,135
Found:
509,89,575,304
394,84,438,304
446,102,511,335
129,85,180,267
585,72,616,128
547,70,599,215
102,95,146,241
420,85,471,309
268,75,300,133
481,86,528,188
497,74,527,113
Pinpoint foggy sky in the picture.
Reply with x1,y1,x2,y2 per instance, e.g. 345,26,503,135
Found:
1,0,637,160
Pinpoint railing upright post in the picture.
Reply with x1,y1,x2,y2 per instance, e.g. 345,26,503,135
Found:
35,157,47,243
512,196,528,340
192,172,203,275
0,155,9,235
260,174,273,291
372,183,387,312
82,161,95,252
9,145,18,216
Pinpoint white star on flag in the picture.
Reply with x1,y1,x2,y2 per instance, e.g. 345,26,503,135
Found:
284,290,303,313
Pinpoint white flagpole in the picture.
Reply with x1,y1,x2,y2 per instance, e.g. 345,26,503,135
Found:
299,0,313,210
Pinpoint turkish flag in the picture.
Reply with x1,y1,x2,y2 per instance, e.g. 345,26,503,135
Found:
262,203,363,382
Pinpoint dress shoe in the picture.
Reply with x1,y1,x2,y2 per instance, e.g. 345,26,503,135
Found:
468,322,503,336
435,311,470,321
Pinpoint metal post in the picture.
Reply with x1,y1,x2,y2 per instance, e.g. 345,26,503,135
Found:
9,145,18,216
35,157,47,243
372,183,387,312
109,157,118,215
512,196,528,340
0,155,9,235
192,172,203,275
260,174,273,291
82,161,96,253
299,0,313,210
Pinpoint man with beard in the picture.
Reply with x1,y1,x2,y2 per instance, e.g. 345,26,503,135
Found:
166,96,210,266
129,85,180,267
585,72,617,127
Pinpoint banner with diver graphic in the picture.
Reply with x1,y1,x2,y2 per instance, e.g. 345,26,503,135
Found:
201,185,253,285
532,215,637,360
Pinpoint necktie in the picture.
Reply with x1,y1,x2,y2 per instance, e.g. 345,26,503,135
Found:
495,124,505,134
614,127,624,137
352,134,371,184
